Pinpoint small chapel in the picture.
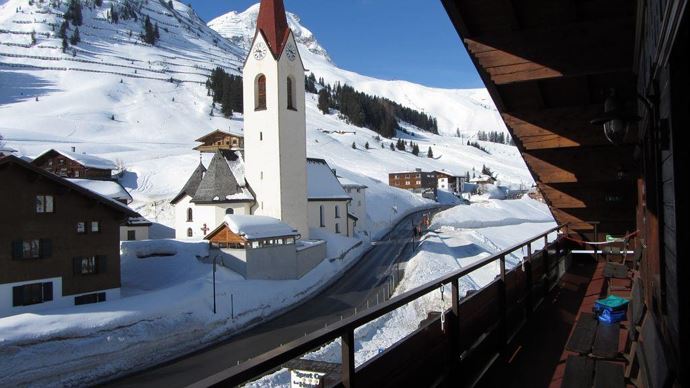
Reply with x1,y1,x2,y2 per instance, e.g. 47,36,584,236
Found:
172,0,364,279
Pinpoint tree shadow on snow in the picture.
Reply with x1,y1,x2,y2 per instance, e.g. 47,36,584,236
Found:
0,70,60,105
119,170,139,190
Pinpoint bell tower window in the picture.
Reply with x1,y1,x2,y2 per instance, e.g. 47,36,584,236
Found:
255,74,267,111
287,76,296,111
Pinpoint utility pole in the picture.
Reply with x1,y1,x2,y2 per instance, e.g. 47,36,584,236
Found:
213,255,217,314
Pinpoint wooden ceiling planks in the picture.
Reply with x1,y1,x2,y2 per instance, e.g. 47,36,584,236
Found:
443,0,638,235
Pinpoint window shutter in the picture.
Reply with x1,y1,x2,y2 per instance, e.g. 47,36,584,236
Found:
11,240,23,260
42,282,53,301
97,256,107,274
73,257,81,275
40,239,52,258
12,286,23,307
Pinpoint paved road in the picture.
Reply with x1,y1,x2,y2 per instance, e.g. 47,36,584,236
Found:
111,207,440,387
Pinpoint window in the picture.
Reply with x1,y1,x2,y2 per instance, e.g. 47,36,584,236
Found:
287,76,296,110
127,230,136,241
77,222,86,234
36,195,54,213
23,240,40,259
405,181,411,185
416,180,422,185
260,132,263,141
90,221,100,233
12,239,50,260
335,206,341,219
74,292,106,306
12,282,53,307
187,228,193,238
187,208,193,222
255,74,267,111
335,223,341,234
225,208,234,215
74,256,98,275
260,171,264,180
285,237,295,245
319,205,325,227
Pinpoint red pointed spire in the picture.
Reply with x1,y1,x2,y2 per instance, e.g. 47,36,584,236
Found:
256,0,290,57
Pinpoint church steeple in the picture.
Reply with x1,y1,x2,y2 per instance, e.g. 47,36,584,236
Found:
256,0,290,58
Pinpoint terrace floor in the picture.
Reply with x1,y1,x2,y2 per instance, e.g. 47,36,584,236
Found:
476,254,610,388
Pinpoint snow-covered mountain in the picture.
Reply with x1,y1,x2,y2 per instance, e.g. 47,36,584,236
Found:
0,0,532,233
208,4,505,138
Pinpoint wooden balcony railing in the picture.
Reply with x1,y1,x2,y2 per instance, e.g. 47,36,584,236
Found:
190,224,570,388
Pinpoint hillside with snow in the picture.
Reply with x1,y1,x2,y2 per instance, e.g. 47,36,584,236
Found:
1,0,533,232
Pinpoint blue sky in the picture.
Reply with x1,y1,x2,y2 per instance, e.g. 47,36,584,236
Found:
187,0,483,89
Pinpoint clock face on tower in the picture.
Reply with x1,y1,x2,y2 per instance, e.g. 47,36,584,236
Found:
285,43,297,62
253,42,267,61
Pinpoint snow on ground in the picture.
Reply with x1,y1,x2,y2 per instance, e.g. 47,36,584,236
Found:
0,239,370,386
250,198,556,387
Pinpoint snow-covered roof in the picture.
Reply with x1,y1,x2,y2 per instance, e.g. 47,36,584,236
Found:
307,158,351,201
435,169,463,178
224,214,298,240
68,179,133,204
337,176,368,189
34,149,118,170
191,151,253,204
171,162,207,205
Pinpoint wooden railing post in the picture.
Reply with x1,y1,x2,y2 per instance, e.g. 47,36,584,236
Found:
524,243,533,317
342,329,355,388
450,278,461,378
543,238,550,292
498,255,508,347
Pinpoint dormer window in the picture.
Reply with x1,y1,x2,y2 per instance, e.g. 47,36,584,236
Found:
255,74,267,111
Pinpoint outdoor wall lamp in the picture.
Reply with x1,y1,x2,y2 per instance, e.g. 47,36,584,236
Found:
591,89,652,146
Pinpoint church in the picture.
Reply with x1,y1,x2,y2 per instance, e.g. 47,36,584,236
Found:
172,0,363,278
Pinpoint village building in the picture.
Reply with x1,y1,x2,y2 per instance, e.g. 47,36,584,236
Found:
32,148,117,180
172,151,254,240
205,215,326,280
388,169,437,192
306,159,353,237
337,176,368,235
0,155,137,318
194,129,245,153
435,170,466,194
68,178,152,241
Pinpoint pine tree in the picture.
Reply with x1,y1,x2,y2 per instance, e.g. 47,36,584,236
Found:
390,143,395,151
365,142,370,149
110,5,119,23
412,143,419,156
95,0,102,6
154,23,160,40
351,142,356,150
317,89,330,114
62,36,69,52
59,20,68,39
427,147,434,158
69,28,80,45
143,16,156,45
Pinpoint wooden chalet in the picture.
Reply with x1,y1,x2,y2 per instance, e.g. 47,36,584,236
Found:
0,155,137,317
388,169,437,192
194,130,245,153
32,148,117,180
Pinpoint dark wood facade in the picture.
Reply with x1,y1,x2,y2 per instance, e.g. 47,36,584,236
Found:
0,156,136,308
443,0,688,384
194,130,244,153
32,149,114,180
389,170,437,191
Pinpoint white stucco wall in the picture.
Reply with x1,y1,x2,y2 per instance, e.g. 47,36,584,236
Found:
244,32,309,238
343,187,367,233
120,225,150,241
174,196,251,239
0,276,120,318
308,200,350,236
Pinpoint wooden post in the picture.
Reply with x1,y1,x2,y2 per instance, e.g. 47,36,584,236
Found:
499,255,508,347
342,329,356,388
450,278,461,378
543,237,551,292
524,243,533,317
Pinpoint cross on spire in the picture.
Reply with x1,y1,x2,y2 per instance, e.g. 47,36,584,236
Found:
256,0,290,57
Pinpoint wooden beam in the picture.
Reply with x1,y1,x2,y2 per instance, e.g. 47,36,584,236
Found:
502,105,613,150
465,18,634,85
523,145,637,184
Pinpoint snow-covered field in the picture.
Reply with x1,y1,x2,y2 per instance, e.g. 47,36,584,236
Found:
0,237,369,386
250,198,556,387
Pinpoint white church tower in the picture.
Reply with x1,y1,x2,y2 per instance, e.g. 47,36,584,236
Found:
243,0,309,238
